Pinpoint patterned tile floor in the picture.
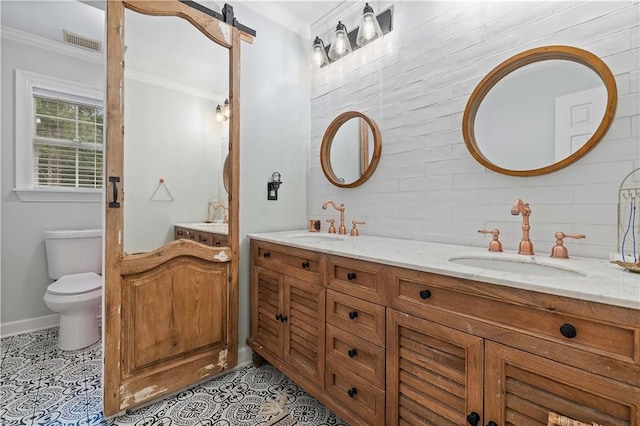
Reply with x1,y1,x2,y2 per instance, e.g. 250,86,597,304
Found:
0,328,347,425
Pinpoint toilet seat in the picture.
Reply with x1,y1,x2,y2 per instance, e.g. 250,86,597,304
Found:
47,272,102,296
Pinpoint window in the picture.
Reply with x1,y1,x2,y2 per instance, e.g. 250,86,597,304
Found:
15,70,104,202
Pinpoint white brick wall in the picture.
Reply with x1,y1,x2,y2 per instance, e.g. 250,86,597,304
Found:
308,1,640,258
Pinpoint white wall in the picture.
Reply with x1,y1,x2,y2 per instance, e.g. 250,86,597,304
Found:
232,3,311,352
309,1,639,259
1,36,104,324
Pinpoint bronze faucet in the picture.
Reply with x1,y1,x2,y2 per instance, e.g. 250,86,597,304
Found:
551,232,586,259
322,200,346,235
511,198,534,255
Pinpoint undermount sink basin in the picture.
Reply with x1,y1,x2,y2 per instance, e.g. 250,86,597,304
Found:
285,233,347,243
449,256,584,277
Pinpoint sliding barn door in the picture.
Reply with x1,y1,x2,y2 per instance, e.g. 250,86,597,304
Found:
103,0,250,416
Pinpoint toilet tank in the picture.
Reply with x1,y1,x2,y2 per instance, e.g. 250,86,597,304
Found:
44,229,102,279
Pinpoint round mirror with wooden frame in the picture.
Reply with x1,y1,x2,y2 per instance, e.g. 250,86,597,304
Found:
320,111,382,188
462,45,617,177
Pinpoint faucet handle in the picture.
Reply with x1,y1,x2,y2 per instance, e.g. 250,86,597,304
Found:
478,229,503,252
350,220,366,236
551,232,586,259
326,219,336,234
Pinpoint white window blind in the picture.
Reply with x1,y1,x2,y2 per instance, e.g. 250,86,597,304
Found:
33,95,104,189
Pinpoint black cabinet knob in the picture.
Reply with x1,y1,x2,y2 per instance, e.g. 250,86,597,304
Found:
467,412,480,426
302,261,310,269
347,272,357,281
348,348,358,358
348,311,358,320
419,289,432,299
347,387,357,398
263,252,270,258
560,323,577,338
486,422,498,426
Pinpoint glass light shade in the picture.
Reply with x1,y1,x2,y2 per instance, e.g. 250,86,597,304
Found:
312,36,330,68
356,4,383,47
215,105,224,122
223,98,231,119
327,21,352,61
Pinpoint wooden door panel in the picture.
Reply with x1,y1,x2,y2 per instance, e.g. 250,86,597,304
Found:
283,276,325,387
485,341,640,426
123,257,227,372
386,309,483,426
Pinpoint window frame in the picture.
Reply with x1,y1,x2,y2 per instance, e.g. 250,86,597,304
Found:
14,69,104,202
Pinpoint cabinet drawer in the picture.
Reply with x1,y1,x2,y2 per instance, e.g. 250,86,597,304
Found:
326,290,385,347
326,324,385,389
389,269,640,366
328,256,386,304
254,242,321,279
325,361,385,426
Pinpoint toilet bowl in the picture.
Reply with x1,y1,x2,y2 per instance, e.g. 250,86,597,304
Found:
44,272,102,350
43,229,102,351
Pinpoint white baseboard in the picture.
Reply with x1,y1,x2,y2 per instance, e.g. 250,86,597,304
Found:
1,314,59,337
237,344,252,367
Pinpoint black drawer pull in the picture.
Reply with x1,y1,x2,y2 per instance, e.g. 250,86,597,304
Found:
347,387,357,398
263,252,271,258
347,272,357,281
348,348,358,358
419,289,432,299
467,412,480,426
302,261,310,269
560,323,577,338
348,311,358,320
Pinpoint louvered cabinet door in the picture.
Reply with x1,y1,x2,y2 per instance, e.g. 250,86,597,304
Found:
386,309,484,426
484,341,640,426
252,266,284,358
282,275,325,387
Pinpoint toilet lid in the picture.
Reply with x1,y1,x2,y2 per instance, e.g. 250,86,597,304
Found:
47,272,102,295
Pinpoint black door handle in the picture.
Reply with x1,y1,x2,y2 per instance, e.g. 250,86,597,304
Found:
467,412,480,426
108,176,120,208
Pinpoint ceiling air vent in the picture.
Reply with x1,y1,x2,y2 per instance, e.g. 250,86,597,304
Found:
63,30,101,52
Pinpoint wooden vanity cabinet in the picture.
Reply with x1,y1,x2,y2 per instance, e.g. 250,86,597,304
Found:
386,266,640,426
248,241,326,390
249,238,640,426
174,225,228,247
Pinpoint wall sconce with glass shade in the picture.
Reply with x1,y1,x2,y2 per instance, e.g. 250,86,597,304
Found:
216,98,231,122
267,172,282,201
313,3,393,68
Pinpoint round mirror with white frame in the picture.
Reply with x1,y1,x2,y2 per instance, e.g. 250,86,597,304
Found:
462,45,617,177
320,111,382,188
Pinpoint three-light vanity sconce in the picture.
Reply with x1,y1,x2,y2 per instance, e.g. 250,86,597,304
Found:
215,98,231,122
312,3,394,68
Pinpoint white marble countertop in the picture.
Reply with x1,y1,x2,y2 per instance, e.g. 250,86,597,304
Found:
248,230,640,310
175,222,228,235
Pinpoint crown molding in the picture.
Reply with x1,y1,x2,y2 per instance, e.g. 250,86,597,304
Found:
1,26,104,64
239,1,310,39
125,68,219,101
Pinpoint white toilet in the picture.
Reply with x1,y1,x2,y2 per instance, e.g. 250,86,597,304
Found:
43,229,102,351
